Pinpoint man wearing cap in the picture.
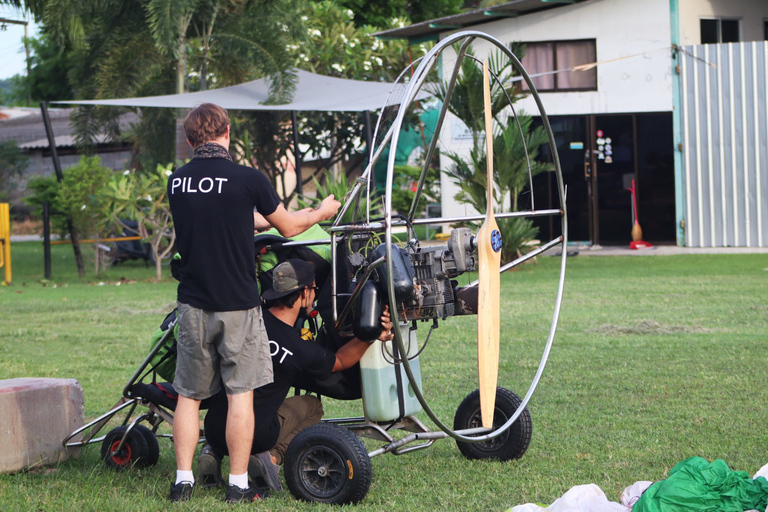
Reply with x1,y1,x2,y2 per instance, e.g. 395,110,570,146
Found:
201,259,393,491
167,103,340,503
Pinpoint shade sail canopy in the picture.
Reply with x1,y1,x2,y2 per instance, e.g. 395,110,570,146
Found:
53,69,421,112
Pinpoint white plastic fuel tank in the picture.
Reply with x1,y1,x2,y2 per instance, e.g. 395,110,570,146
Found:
360,323,422,422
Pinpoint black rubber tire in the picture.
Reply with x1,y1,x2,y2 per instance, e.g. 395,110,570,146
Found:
101,425,150,470
132,424,160,467
284,423,372,505
453,387,532,461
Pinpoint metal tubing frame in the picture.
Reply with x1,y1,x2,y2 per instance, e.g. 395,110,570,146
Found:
379,31,568,444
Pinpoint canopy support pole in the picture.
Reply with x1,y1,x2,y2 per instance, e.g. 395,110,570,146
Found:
291,111,303,196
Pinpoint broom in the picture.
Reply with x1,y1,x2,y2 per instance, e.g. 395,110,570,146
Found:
629,180,652,250
630,179,642,242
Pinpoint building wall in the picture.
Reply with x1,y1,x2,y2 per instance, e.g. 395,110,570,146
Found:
10,148,133,216
437,0,675,222
679,0,768,45
440,0,674,117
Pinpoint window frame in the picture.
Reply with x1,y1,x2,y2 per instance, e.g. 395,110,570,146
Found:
700,17,742,44
519,38,597,93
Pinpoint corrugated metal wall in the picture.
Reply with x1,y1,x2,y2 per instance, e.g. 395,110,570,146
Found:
679,41,768,247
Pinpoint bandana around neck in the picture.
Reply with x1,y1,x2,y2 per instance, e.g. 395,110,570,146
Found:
193,142,233,162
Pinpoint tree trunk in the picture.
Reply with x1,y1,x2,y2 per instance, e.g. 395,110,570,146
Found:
68,220,85,278
155,256,163,282
176,43,186,95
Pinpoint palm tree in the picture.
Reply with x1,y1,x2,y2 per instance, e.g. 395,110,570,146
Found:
437,44,553,262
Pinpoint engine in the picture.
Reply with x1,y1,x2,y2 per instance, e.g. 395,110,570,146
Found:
336,228,477,327
404,227,476,320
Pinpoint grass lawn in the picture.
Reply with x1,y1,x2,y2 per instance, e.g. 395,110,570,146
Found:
1,241,767,511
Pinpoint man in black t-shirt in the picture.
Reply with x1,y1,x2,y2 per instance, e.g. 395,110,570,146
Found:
202,259,393,491
167,104,340,503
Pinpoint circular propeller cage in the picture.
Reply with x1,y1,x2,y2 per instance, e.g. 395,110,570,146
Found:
331,31,568,443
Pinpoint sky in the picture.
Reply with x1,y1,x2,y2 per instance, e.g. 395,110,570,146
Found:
0,7,40,80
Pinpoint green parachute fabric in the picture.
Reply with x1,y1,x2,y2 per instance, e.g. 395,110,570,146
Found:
633,456,768,512
146,318,178,383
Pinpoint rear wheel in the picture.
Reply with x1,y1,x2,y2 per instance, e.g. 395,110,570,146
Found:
284,423,371,504
132,424,160,467
453,387,532,461
101,425,151,470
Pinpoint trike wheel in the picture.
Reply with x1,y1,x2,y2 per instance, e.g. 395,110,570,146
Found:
453,387,532,461
101,425,150,470
132,424,160,467
284,423,371,504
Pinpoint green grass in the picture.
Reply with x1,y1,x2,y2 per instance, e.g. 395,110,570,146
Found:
1,241,767,510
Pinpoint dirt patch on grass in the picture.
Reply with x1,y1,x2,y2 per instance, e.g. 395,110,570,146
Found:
587,320,711,335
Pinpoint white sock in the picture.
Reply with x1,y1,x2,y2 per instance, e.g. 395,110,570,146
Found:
175,470,194,486
229,472,249,489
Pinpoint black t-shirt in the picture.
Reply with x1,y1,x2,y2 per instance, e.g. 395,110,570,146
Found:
168,156,280,311
204,309,336,455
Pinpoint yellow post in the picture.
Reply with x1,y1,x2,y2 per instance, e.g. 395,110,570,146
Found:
0,203,11,285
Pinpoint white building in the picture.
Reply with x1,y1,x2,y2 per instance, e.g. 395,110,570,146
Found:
377,0,768,247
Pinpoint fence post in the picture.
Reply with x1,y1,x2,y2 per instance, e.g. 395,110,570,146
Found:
43,201,51,279
0,203,11,285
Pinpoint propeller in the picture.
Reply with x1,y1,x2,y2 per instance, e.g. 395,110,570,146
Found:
477,60,502,429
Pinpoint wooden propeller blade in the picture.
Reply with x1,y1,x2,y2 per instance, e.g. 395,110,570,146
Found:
477,61,502,429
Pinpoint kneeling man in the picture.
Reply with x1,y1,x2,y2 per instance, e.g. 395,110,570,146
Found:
202,259,393,490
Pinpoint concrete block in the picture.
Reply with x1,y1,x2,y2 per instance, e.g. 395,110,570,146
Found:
0,378,85,473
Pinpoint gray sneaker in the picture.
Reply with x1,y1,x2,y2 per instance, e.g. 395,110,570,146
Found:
197,444,224,488
248,451,282,491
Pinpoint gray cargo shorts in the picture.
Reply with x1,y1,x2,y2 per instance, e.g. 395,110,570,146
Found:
173,302,274,400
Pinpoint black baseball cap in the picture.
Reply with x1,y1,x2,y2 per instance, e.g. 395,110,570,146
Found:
261,259,315,300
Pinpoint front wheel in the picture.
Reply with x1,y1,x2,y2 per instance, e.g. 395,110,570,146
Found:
453,387,532,461
284,423,372,504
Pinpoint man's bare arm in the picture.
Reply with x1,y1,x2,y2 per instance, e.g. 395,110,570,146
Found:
264,195,341,238
333,307,394,372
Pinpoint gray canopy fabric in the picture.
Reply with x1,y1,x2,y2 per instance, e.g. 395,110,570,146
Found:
53,69,416,112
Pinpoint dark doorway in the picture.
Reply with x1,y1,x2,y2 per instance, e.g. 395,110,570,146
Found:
635,114,675,243
531,115,591,243
593,114,635,244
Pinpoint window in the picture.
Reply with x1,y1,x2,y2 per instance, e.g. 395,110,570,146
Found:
700,18,740,44
520,39,597,92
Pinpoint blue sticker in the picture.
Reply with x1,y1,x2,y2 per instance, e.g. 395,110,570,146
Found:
491,229,502,252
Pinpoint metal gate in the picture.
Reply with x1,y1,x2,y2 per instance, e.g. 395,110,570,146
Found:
679,41,768,247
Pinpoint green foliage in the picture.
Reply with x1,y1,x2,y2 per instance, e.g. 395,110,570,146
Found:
431,44,527,148
0,141,30,202
495,217,539,263
101,164,176,281
390,164,440,216
297,170,382,224
2,32,74,105
333,0,463,27
56,156,113,239
24,174,64,231
230,2,438,205
287,2,433,183
444,114,552,214
29,0,306,171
